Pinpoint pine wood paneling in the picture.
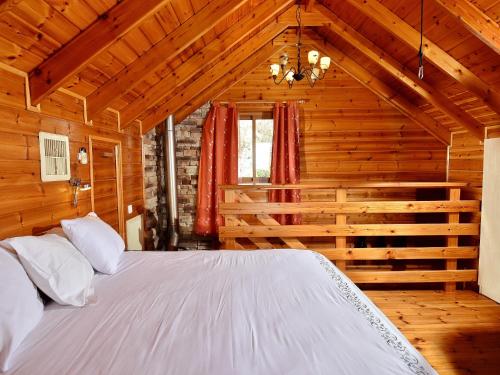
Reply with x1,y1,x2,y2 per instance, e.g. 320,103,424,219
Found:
0,0,497,136
447,129,499,238
369,290,500,375
28,0,169,105
0,65,144,240
342,0,500,115
219,184,480,287
217,49,448,184
449,133,485,185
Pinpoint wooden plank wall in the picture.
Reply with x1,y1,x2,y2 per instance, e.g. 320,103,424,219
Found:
0,67,144,240
217,50,448,185
449,129,500,186
300,110,446,182
447,129,500,245
448,128,500,207
449,133,485,187
217,50,448,230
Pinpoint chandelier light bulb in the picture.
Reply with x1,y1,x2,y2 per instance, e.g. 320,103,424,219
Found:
320,56,331,71
311,67,320,81
279,53,289,67
308,50,319,65
285,71,295,82
270,64,280,77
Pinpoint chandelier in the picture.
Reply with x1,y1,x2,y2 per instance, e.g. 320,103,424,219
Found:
269,1,331,88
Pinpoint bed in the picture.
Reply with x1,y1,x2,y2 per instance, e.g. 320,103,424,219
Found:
6,250,436,375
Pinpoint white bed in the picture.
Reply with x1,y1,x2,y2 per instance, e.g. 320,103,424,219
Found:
6,250,435,375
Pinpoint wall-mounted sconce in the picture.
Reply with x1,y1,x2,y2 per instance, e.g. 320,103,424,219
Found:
70,177,91,208
77,147,88,164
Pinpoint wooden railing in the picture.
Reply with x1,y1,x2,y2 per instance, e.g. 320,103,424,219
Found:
218,182,480,290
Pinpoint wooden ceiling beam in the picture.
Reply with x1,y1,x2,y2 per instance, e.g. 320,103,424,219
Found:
27,0,168,105
175,44,285,123
434,0,500,54
140,23,287,133
308,35,451,145
277,4,331,26
272,28,325,46
315,4,484,140
344,0,500,115
305,0,316,13
120,0,295,128
86,0,247,120
0,0,22,13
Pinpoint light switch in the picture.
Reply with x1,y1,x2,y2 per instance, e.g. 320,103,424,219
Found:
127,204,133,214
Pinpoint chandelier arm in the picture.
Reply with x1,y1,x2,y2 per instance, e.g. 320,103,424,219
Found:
272,67,297,86
304,71,317,88
316,69,327,80
302,67,328,81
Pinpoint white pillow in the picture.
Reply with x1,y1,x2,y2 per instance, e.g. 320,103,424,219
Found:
5,234,94,307
0,247,43,372
61,213,125,274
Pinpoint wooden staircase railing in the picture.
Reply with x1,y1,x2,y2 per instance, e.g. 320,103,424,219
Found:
218,182,480,291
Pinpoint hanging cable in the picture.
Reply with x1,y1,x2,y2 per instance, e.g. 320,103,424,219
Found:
418,0,425,79
296,0,302,72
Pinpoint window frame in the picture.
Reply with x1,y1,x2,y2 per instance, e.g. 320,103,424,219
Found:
238,111,273,184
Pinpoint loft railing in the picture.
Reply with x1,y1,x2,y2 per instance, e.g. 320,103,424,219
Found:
218,182,480,290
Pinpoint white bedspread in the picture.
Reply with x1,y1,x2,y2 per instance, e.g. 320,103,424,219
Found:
7,250,435,375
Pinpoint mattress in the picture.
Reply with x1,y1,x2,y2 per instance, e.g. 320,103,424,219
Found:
6,250,436,375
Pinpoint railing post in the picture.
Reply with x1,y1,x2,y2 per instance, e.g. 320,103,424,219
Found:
335,188,347,271
445,187,461,292
217,182,478,287
223,189,237,250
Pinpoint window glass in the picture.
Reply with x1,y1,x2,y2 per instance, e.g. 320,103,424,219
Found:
238,119,253,178
255,119,273,178
237,115,274,182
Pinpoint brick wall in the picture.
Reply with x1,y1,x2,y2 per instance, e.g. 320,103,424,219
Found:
142,103,213,250
142,126,167,250
175,103,214,250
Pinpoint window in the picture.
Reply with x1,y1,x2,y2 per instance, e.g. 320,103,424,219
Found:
238,113,273,183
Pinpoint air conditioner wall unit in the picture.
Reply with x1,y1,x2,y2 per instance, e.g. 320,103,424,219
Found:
39,132,71,182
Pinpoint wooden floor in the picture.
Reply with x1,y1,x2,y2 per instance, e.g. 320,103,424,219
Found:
367,291,500,375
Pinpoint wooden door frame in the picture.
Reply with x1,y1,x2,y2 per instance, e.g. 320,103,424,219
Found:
89,135,125,239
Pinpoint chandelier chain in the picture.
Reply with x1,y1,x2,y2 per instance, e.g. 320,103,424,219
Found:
296,1,302,72
418,0,424,79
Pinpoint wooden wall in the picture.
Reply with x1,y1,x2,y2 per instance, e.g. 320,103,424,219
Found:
449,129,500,186
216,48,450,234
217,49,448,184
0,66,144,240
447,128,500,235
300,110,446,182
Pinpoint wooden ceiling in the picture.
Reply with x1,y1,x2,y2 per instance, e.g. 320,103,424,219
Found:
0,0,498,142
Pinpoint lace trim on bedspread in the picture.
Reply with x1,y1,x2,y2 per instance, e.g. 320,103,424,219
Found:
313,252,433,375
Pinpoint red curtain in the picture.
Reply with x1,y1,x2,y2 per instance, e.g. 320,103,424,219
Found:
195,102,238,236
270,101,301,225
